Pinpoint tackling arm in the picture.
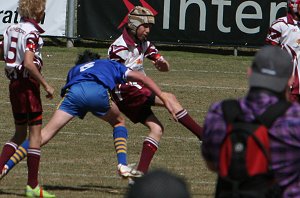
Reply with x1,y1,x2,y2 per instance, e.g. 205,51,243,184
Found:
126,70,176,119
152,54,170,72
145,43,170,72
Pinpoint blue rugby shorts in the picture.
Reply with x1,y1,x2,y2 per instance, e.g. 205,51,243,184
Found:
58,81,111,119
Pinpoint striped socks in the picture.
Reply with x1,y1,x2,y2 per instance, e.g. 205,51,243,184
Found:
7,139,29,170
113,126,128,165
27,148,41,188
176,109,203,139
0,142,18,170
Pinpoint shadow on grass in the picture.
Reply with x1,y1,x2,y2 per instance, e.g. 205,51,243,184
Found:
0,184,128,197
0,189,24,197
0,185,127,197
43,184,128,195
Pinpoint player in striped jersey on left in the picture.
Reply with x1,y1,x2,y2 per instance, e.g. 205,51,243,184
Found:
0,0,55,197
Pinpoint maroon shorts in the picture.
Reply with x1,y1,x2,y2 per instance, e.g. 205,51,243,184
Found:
9,77,42,114
112,82,155,123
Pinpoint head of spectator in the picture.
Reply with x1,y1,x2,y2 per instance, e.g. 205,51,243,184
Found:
125,169,191,198
248,45,293,98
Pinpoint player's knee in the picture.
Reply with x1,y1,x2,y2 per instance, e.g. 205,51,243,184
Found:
150,124,164,137
117,115,126,125
28,112,42,126
111,115,126,128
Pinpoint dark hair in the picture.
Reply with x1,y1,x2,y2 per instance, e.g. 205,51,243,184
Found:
125,169,191,198
75,50,101,65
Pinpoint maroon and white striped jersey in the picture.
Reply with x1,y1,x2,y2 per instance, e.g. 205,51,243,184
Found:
266,13,300,94
108,28,160,75
1,18,44,80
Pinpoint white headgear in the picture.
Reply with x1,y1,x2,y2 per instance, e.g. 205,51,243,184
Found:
127,6,155,35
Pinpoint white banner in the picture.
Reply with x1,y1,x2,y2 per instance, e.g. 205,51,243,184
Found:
0,0,67,36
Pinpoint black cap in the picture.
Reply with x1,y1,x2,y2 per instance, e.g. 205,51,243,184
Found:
249,45,293,92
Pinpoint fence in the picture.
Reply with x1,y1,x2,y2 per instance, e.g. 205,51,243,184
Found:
0,0,287,48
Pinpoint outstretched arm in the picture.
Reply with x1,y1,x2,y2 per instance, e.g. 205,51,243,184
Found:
126,71,176,119
153,55,170,72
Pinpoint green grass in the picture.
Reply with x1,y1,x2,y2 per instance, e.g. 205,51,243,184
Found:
0,46,252,197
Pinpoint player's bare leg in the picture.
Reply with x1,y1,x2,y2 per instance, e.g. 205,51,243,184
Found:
41,110,74,146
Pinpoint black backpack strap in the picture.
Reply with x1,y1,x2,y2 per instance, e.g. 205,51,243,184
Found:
221,99,243,123
254,100,291,170
258,100,291,128
222,99,291,126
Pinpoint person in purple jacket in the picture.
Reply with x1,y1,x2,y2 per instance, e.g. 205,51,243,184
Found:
202,45,300,198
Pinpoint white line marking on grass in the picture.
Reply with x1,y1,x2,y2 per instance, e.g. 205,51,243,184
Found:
0,101,57,106
145,68,245,74
47,77,247,90
46,68,245,76
9,170,214,185
160,83,246,90
49,131,201,142
47,68,245,81
0,128,202,143
3,169,122,179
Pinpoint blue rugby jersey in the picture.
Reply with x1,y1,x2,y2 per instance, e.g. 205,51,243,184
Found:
202,90,300,197
61,59,129,97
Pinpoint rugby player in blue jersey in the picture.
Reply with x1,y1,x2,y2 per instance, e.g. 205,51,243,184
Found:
1,50,176,181
41,50,175,178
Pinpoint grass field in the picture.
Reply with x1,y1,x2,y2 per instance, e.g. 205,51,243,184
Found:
0,46,253,197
